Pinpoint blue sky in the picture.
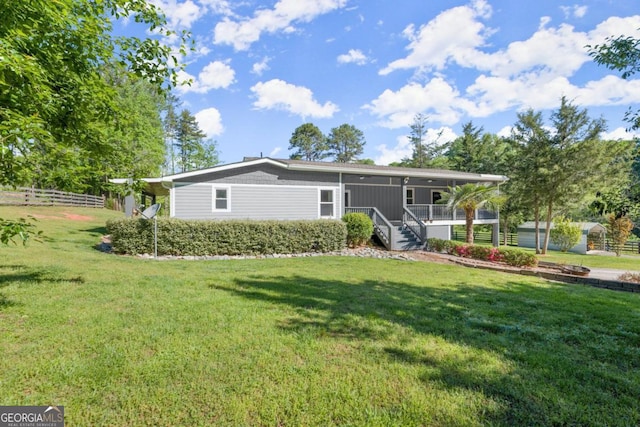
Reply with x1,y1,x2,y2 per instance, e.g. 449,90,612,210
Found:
126,0,640,165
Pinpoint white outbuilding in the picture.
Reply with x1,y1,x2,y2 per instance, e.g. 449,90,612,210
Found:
517,221,606,254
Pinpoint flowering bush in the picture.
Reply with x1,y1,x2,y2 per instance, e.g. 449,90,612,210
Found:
425,239,537,267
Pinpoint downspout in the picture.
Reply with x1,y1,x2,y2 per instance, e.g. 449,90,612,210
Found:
161,179,174,217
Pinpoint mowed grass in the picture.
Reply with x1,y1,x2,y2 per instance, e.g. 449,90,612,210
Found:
1,207,640,426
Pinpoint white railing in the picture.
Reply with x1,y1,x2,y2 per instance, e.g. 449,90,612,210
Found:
407,204,496,221
402,207,426,243
0,187,104,208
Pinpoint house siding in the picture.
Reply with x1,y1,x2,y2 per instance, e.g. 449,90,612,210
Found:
173,183,339,220
345,184,403,221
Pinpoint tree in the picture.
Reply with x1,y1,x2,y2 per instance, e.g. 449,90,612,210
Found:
549,216,582,252
175,110,213,173
408,113,429,168
509,109,553,254
288,123,328,161
163,94,181,175
442,183,500,245
589,34,640,129
607,214,634,257
0,0,191,188
327,124,365,163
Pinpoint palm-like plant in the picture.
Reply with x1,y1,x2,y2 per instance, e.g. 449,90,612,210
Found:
443,183,501,244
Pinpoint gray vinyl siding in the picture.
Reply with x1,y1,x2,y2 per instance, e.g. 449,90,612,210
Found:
345,184,403,221
174,164,338,186
173,183,338,220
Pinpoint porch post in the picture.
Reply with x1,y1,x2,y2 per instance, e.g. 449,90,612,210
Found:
492,223,499,247
124,178,135,217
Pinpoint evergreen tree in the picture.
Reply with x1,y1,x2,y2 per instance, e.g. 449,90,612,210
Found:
175,110,218,172
327,124,365,163
288,123,328,161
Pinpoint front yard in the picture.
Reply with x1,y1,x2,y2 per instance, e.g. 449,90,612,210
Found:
1,207,639,425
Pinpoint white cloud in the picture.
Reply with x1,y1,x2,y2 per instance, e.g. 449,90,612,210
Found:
269,147,283,157
380,0,493,75
150,0,202,29
251,79,339,118
252,57,271,75
195,107,224,137
198,0,233,16
337,49,369,65
214,0,348,51
600,127,639,141
363,78,468,128
374,127,457,165
176,60,236,93
561,5,588,19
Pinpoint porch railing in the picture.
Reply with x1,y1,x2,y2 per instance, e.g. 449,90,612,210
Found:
402,207,427,243
406,204,497,221
345,207,393,250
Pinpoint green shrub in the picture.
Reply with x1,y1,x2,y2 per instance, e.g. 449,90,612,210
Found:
550,216,582,252
342,213,374,247
500,248,538,267
427,238,444,252
106,218,347,256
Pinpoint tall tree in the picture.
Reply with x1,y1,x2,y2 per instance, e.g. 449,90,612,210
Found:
327,124,366,163
446,122,513,174
0,0,191,188
442,183,501,245
589,34,640,129
409,113,429,168
509,110,553,254
288,123,328,161
163,94,181,175
174,110,219,172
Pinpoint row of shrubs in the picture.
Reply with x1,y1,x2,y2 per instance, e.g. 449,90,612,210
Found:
106,218,347,256
426,238,538,267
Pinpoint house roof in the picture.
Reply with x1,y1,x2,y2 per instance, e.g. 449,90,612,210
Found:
110,157,509,195
518,222,606,233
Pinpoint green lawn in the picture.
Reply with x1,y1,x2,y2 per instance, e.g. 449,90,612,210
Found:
1,206,640,426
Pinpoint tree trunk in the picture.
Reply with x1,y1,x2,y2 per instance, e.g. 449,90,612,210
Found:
534,201,540,254
542,200,553,255
466,209,474,244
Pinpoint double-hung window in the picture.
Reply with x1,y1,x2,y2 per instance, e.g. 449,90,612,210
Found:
319,189,334,218
213,186,230,211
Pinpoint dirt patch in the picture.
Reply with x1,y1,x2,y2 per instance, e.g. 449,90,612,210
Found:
62,212,94,221
28,212,94,221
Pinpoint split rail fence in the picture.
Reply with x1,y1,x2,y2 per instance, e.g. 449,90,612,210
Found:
0,187,104,208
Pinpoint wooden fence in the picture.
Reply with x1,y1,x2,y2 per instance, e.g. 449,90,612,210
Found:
0,187,104,208
452,230,640,254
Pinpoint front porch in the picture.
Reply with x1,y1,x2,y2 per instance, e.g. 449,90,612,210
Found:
345,204,500,251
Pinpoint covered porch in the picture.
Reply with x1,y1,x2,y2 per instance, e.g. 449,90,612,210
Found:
342,172,504,250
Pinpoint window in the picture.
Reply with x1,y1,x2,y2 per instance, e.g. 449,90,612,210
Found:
213,186,230,211
406,188,415,205
320,189,334,217
432,191,442,204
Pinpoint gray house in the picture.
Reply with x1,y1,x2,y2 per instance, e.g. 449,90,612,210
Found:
113,158,508,250
517,221,606,254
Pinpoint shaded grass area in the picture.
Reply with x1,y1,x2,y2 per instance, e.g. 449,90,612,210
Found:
0,206,639,425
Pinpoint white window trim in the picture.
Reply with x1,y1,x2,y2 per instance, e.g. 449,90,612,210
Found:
406,187,415,205
212,185,231,212
318,188,336,219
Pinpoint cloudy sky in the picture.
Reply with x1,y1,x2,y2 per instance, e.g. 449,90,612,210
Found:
123,0,640,165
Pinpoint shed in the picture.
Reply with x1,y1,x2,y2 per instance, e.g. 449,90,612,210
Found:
517,221,606,254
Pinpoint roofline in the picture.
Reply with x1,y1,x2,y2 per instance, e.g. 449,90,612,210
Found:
284,162,507,182
110,157,508,184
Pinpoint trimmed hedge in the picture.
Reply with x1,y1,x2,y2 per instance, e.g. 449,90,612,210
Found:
426,237,538,268
106,218,347,256
342,212,374,247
